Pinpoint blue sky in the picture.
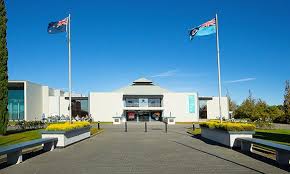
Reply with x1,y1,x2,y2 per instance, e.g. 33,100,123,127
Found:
6,0,290,105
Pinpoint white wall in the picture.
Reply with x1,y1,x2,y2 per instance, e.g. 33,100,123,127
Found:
89,92,123,122
60,96,69,116
207,97,229,119
163,92,199,122
49,96,60,116
25,81,44,121
42,86,49,118
48,96,69,116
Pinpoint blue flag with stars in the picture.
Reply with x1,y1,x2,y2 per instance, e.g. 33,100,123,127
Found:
47,18,68,34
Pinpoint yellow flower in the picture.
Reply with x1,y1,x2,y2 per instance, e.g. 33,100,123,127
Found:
46,121,90,131
200,121,255,131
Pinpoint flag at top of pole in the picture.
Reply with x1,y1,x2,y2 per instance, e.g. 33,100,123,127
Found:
189,18,216,40
47,17,68,34
47,15,73,123
189,14,223,123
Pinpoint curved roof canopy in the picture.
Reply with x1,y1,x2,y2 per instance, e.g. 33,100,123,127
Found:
115,77,169,95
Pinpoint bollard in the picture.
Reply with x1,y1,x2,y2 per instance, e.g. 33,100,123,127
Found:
192,124,195,131
98,121,100,130
125,122,127,132
165,122,167,133
145,122,147,132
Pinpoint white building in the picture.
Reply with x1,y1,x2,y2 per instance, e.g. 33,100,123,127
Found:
89,78,229,123
8,80,87,121
8,78,229,122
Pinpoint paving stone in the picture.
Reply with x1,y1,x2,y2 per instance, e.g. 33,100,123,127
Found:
1,123,288,174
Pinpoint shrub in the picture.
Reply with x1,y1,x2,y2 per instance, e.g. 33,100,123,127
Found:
200,122,255,131
254,120,274,129
46,121,90,131
8,120,45,130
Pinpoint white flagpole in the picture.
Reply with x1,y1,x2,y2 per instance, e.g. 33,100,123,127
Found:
215,13,222,123
67,14,72,123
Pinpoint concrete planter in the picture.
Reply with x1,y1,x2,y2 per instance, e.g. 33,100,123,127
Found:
112,117,122,124
201,127,254,148
164,117,176,125
41,127,91,147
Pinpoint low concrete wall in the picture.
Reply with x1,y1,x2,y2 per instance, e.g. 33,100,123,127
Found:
201,127,254,147
42,127,91,147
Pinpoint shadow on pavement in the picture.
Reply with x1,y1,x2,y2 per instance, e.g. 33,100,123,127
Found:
0,148,45,170
172,140,267,174
188,135,290,172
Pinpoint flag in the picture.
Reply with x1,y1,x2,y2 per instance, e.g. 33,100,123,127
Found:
189,18,216,40
47,17,68,34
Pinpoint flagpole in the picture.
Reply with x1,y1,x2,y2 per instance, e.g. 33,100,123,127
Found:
215,13,222,123
68,14,72,123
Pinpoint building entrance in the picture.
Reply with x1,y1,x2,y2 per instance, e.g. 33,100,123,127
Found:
125,110,163,122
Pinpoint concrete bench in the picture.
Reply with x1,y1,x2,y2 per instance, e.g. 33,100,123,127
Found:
237,137,290,166
0,138,58,165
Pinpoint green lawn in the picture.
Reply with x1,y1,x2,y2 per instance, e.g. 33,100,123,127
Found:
187,128,201,135
176,122,194,124
90,127,104,135
91,122,113,125
0,129,42,147
0,126,104,147
254,129,290,146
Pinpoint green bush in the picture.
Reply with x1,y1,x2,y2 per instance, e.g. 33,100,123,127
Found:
254,120,274,129
8,121,45,130
200,122,255,131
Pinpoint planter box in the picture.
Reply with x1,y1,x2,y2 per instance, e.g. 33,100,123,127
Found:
201,127,254,148
164,117,176,125
41,127,91,147
112,117,122,124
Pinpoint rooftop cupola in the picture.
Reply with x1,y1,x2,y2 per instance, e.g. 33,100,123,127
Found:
132,78,154,86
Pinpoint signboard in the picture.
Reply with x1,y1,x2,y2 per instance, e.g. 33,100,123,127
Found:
188,95,195,113
139,98,148,107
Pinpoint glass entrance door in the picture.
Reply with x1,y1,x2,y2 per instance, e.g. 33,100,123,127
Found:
138,111,149,122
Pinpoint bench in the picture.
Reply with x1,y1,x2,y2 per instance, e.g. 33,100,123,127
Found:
237,137,290,166
0,138,58,165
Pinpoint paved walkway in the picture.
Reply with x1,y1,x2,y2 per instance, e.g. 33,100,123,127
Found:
1,123,289,174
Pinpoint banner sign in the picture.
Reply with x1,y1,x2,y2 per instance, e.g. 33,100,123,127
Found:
188,95,195,113
128,112,135,119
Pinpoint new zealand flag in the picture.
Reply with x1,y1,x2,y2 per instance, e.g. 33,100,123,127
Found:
47,18,68,34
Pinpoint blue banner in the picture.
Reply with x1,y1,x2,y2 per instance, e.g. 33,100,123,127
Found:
188,95,195,113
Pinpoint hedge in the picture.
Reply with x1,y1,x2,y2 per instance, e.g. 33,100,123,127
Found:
199,122,255,131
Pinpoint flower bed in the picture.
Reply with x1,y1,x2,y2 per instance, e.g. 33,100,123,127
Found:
45,121,90,131
42,121,91,147
199,122,255,131
200,122,255,147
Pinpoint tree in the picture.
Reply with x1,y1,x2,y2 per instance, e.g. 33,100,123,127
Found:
268,105,284,122
234,90,256,120
253,99,268,121
226,89,237,112
0,0,8,135
283,80,290,123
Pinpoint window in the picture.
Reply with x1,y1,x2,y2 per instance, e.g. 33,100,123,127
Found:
8,88,24,120
199,100,207,119
125,98,139,107
148,99,161,107
72,99,88,117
